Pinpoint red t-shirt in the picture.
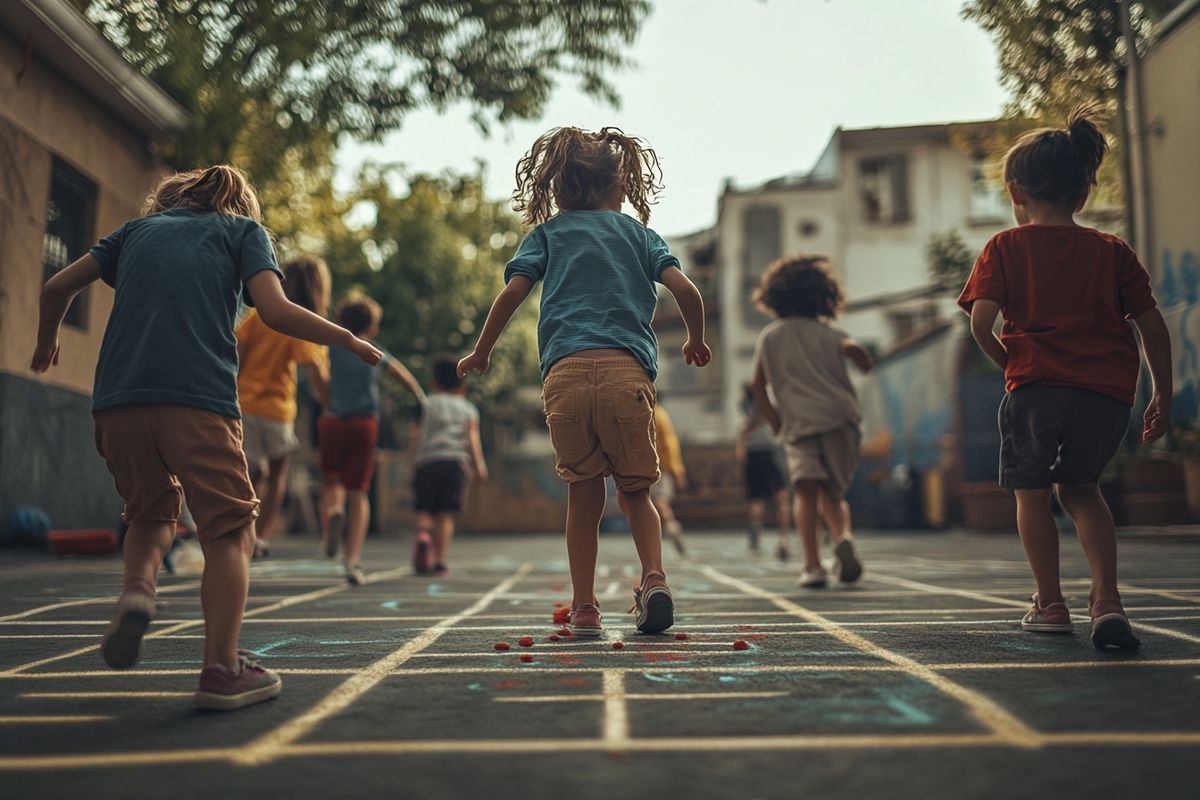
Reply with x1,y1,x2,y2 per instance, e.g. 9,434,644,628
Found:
957,225,1156,406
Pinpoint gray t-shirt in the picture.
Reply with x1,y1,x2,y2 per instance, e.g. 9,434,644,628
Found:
414,393,479,466
744,417,780,452
753,317,860,441
328,345,390,419
89,209,281,418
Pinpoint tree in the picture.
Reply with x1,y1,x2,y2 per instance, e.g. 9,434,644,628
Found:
72,0,649,187
926,230,975,289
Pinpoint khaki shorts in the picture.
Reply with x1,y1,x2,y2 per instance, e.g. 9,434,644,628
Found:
784,424,861,498
94,405,259,542
241,413,299,468
542,351,659,492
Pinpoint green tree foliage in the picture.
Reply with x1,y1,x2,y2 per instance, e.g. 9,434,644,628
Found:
72,0,649,186
926,230,975,289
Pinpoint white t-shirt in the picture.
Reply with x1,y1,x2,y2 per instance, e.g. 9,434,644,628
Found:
414,393,479,466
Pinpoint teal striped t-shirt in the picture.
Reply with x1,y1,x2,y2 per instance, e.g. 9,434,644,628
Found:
504,210,680,380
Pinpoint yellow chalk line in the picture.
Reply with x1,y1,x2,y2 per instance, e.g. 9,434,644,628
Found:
0,715,112,723
21,691,193,699
496,691,789,703
602,670,628,746
0,567,411,675
699,565,1040,748
0,580,203,622
235,563,534,765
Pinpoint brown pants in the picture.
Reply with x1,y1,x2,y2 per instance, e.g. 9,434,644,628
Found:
94,405,259,542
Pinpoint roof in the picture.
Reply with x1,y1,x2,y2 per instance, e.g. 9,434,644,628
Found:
0,0,188,138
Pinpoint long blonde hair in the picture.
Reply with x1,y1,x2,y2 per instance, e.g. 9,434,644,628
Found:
143,165,262,221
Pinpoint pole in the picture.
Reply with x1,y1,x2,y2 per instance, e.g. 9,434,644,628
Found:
1120,0,1154,274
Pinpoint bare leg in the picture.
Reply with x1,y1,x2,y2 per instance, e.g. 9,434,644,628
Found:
256,454,291,542
319,477,346,551
619,488,665,581
818,491,849,543
794,481,822,570
567,476,607,609
748,499,765,529
122,522,175,597
773,490,790,541
1014,488,1063,605
200,524,254,670
343,490,370,567
1057,484,1120,604
432,513,456,565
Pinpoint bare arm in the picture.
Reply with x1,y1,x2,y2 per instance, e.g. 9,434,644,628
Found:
843,340,875,373
1133,307,1173,442
752,362,781,435
385,358,427,404
660,266,711,367
31,254,103,372
458,276,534,376
247,272,381,364
304,361,330,410
465,418,488,482
735,414,755,463
968,300,1008,371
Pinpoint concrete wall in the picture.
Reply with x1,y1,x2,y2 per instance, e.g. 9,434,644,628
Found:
0,31,169,528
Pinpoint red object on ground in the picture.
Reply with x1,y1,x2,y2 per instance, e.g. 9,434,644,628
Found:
732,639,750,651
558,628,572,637
494,641,511,651
737,625,754,631
518,636,534,648
612,641,624,649
548,634,561,642
47,529,118,556
749,633,766,640
552,607,571,625
519,654,534,663
674,632,689,640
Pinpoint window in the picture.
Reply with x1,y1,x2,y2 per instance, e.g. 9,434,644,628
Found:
42,159,97,329
741,206,781,322
968,152,1009,222
859,156,910,224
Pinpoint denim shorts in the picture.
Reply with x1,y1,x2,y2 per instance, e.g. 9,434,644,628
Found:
998,384,1130,490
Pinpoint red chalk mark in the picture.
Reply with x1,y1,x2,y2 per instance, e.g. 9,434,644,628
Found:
552,607,571,625
749,633,766,641
494,641,511,651
612,641,624,649
557,628,572,637
732,639,750,651
736,625,755,632
642,653,688,663
519,654,534,663
559,677,588,687
674,632,689,640
548,634,561,642
518,636,534,648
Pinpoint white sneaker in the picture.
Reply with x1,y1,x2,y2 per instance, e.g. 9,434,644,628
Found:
345,563,365,586
798,567,828,588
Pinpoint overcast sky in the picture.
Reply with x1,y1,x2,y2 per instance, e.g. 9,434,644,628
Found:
336,0,1009,237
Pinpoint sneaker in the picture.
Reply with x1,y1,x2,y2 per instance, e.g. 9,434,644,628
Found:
345,563,365,586
100,592,156,669
798,567,828,588
832,537,863,583
1090,597,1140,650
1020,594,1073,633
568,603,604,637
432,564,449,577
748,527,760,552
324,507,345,559
776,543,790,562
412,531,433,574
194,652,282,711
632,572,674,634
664,521,687,557
252,538,270,560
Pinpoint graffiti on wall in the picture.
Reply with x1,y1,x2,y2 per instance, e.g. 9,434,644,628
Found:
1158,248,1200,422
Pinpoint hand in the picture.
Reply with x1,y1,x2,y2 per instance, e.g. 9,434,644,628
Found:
675,475,689,491
682,338,711,367
474,463,489,483
735,447,747,465
457,350,490,377
1143,393,1170,442
348,336,383,365
30,340,60,373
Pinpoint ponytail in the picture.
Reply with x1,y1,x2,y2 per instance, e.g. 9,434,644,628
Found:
143,164,263,221
1066,102,1108,186
1002,103,1110,209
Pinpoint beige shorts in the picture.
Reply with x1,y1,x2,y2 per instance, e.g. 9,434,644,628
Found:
542,351,659,493
241,413,299,468
94,405,259,542
784,424,861,498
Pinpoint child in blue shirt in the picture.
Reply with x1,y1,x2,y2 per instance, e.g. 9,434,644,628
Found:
458,127,710,637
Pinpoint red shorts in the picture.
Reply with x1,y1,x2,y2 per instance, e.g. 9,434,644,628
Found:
318,416,378,492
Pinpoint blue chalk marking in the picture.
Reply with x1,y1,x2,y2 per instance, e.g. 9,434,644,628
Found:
642,672,687,683
468,683,483,691
381,600,401,610
884,697,934,725
426,583,442,595
718,676,737,683
251,636,304,656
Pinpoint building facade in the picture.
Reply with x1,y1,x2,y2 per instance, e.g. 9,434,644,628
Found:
0,0,186,528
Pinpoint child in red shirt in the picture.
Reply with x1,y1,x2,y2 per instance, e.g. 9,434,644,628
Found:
958,104,1172,650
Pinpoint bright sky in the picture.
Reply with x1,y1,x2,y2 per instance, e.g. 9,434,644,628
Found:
335,0,1009,237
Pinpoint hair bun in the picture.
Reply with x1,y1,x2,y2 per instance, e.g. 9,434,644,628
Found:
1065,102,1108,177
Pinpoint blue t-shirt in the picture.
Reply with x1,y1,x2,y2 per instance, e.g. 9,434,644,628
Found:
503,210,680,379
89,209,281,418
328,344,390,419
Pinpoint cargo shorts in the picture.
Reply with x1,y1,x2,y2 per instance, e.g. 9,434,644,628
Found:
542,351,660,492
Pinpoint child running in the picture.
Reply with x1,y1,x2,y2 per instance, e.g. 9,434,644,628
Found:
31,165,381,709
319,292,424,584
410,354,487,577
736,383,790,558
650,400,688,557
235,255,331,559
458,126,710,636
957,104,1171,649
751,256,871,588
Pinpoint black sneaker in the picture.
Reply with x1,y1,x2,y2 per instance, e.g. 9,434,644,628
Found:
632,572,674,634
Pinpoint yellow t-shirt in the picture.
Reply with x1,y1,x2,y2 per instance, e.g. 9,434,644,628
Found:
654,405,686,482
235,310,328,423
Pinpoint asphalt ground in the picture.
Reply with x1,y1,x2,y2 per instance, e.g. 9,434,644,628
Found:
1,528,1198,799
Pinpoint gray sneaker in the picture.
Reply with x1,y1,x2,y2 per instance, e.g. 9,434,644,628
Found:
195,653,282,711
633,572,674,634
345,563,365,586
100,592,156,669
833,537,863,583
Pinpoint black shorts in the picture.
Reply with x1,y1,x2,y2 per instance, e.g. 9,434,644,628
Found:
413,460,468,513
998,384,1130,490
744,450,786,500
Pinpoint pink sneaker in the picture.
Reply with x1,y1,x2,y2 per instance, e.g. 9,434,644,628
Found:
632,572,674,634
100,592,156,669
1020,593,1073,633
1090,597,1140,650
568,603,603,638
412,531,433,574
194,653,282,711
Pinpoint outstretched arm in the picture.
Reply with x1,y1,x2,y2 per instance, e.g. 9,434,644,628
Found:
843,340,874,373
247,272,381,365
32,254,102,372
386,358,427,404
968,299,1008,371
752,362,781,435
458,276,533,376
465,418,488,482
1134,308,1173,442
659,266,711,367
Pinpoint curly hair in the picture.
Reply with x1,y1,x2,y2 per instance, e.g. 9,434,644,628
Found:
1003,102,1109,209
512,126,664,227
752,256,843,319
143,165,262,221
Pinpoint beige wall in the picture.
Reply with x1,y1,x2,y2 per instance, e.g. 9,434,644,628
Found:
0,34,167,396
